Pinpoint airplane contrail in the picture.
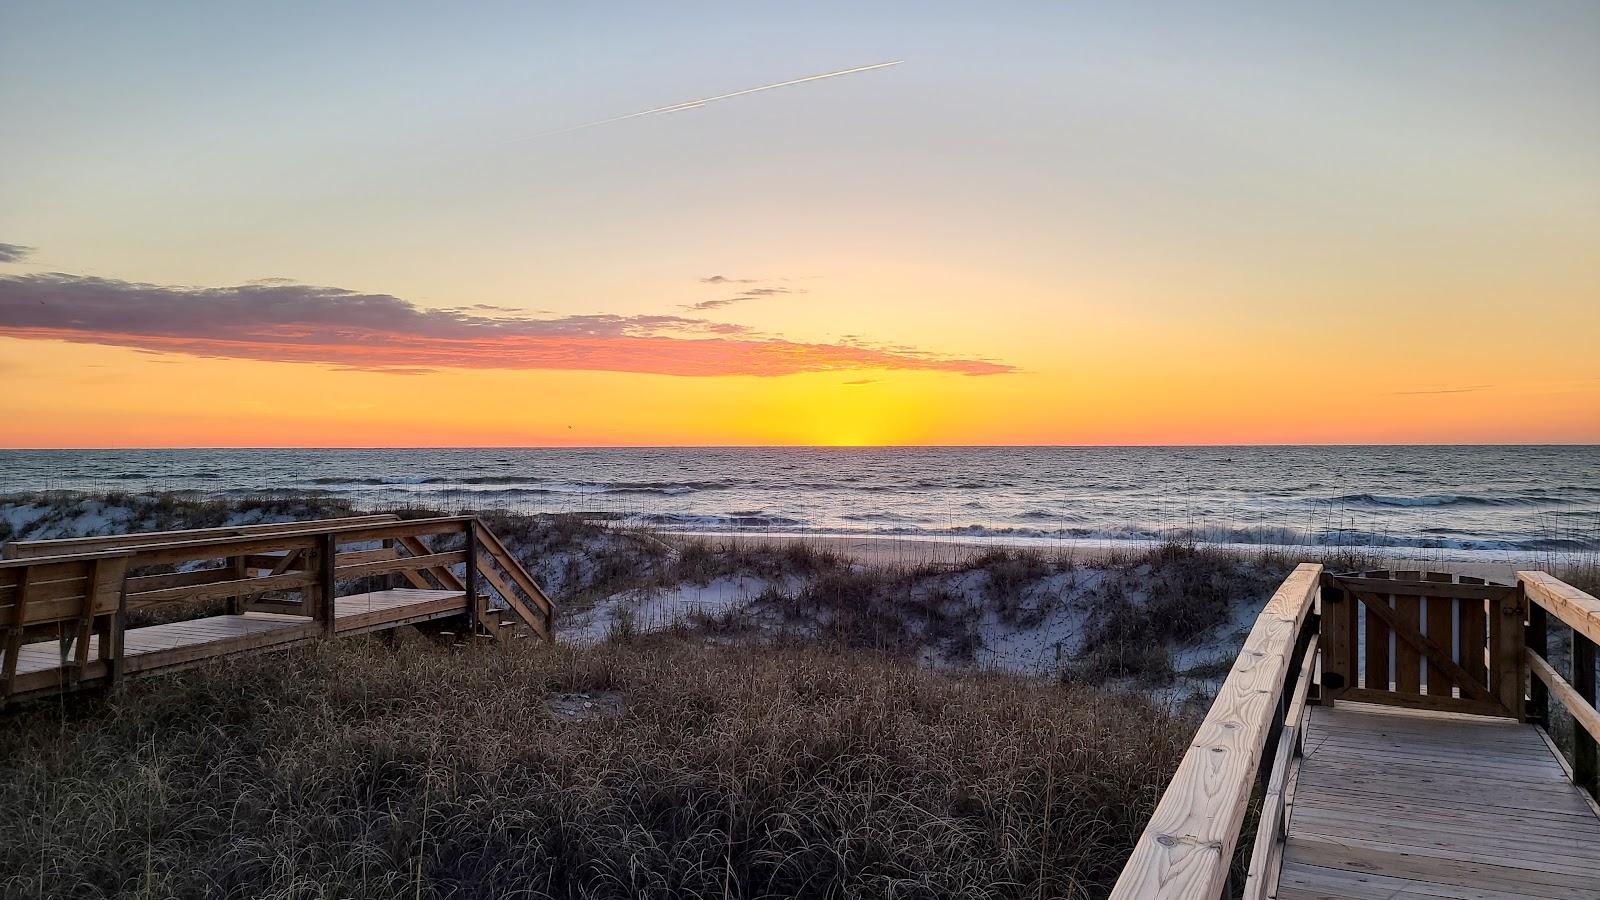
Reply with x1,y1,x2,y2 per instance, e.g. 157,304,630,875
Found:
544,60,902,136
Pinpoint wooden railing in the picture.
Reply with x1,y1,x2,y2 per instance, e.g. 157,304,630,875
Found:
1109,563,1322,899
1110,566,1597,898
1522,571,1600,801
0,515,556,702
1,550,132,698
1318,570,1525,720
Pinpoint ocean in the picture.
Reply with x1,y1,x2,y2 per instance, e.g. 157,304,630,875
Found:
1,446,1596,559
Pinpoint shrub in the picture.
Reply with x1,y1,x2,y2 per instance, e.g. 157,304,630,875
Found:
0,636,1190,900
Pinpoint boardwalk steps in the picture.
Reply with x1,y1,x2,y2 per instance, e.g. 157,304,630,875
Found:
0,515,555,705
1111,565,1600,900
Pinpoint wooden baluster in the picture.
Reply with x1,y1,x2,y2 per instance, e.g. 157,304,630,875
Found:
1423,575,1457,698
1527,598,1548,728
1392,573,1423,696
1365,585,1391,693
1458,576,1489,699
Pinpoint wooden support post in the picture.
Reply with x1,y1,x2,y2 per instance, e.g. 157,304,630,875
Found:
317,532,337,636
1574,630,1598,800
1319,579,1351,702
1492,590,1526,720
110,581,127,683
381,538,396,591
464,523,480,635
1527,599,1548,727
1,567,30,702
226,555,246,614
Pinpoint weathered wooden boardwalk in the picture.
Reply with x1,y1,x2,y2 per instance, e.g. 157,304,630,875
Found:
2,515,555,705
1112,565,1600,900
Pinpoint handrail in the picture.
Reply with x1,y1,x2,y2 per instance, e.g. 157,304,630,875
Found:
1109,562,1322,900
1,515,401,559
1528,650,1600,743
1521,571,1599,801
471,522,554,639
95,516,474,558
1240,634,1318,900
1521,571,1600,646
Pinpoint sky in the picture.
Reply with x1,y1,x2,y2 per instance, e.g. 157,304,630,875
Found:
1,1,1596,447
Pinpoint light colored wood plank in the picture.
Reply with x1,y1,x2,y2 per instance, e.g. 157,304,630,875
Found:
1110,563,1321,900
1520,571,1600,647
1529,648,1600,744
1277,861,1570,900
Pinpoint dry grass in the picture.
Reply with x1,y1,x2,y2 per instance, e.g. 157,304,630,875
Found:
0,636,1189,900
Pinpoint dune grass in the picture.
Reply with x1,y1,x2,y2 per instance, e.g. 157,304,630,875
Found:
0,635,1189,900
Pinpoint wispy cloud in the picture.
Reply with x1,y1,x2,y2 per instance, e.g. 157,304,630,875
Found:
688,285,804,311
842,378,881,386
0,243,34,263
701,275,758,285
0,272,1014,378
1391,385,1492,395
544,61,901,137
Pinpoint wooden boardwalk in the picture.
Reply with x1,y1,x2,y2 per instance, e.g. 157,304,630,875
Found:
2,516,556,706
1280,703,1600,899
10,588,467,693
1111,566,1600,900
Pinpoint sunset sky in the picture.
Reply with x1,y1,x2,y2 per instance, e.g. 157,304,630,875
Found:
2,2,1596,447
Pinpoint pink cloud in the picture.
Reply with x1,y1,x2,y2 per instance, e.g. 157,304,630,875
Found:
0,273,1014,378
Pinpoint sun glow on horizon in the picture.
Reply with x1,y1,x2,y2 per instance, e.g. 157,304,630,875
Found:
1,4,1596,447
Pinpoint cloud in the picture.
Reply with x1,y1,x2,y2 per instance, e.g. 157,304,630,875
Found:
842,378,881,386
700,275,758,285
0,243,34,263
687,284,805,311
1391,385,1492,395
0,272,1015,378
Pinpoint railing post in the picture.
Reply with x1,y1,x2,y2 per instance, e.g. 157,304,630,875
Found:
317,532,337,637
1319,578,1350,702
381,538,396,591
464,521,480,635
1574,630,1597,799
1527,599,1548,728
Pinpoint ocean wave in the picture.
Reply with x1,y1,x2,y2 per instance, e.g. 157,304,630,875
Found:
306,476,736,495
627,512,806,528
1326,493,1550,508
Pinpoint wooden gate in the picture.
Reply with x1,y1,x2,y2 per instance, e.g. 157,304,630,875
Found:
1319,570,1525,719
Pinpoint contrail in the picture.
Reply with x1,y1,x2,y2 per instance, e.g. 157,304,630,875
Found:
544,60,902,136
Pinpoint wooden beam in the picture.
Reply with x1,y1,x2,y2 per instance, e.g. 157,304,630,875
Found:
1328,576,1517,602
1527,649,1600,746
335,550,466,580
127,571,317,607
473,523,554,619
1519,571,1600,648
1354,591,1501,708
1240,635,1318,900
1,567,31,700
1109,562,1322,900
397,536,464,591
317,533,336,636
1,515,400,559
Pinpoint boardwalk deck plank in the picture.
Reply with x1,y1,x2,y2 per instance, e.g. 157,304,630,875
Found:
9,589,467,694
1279,703,1600,898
